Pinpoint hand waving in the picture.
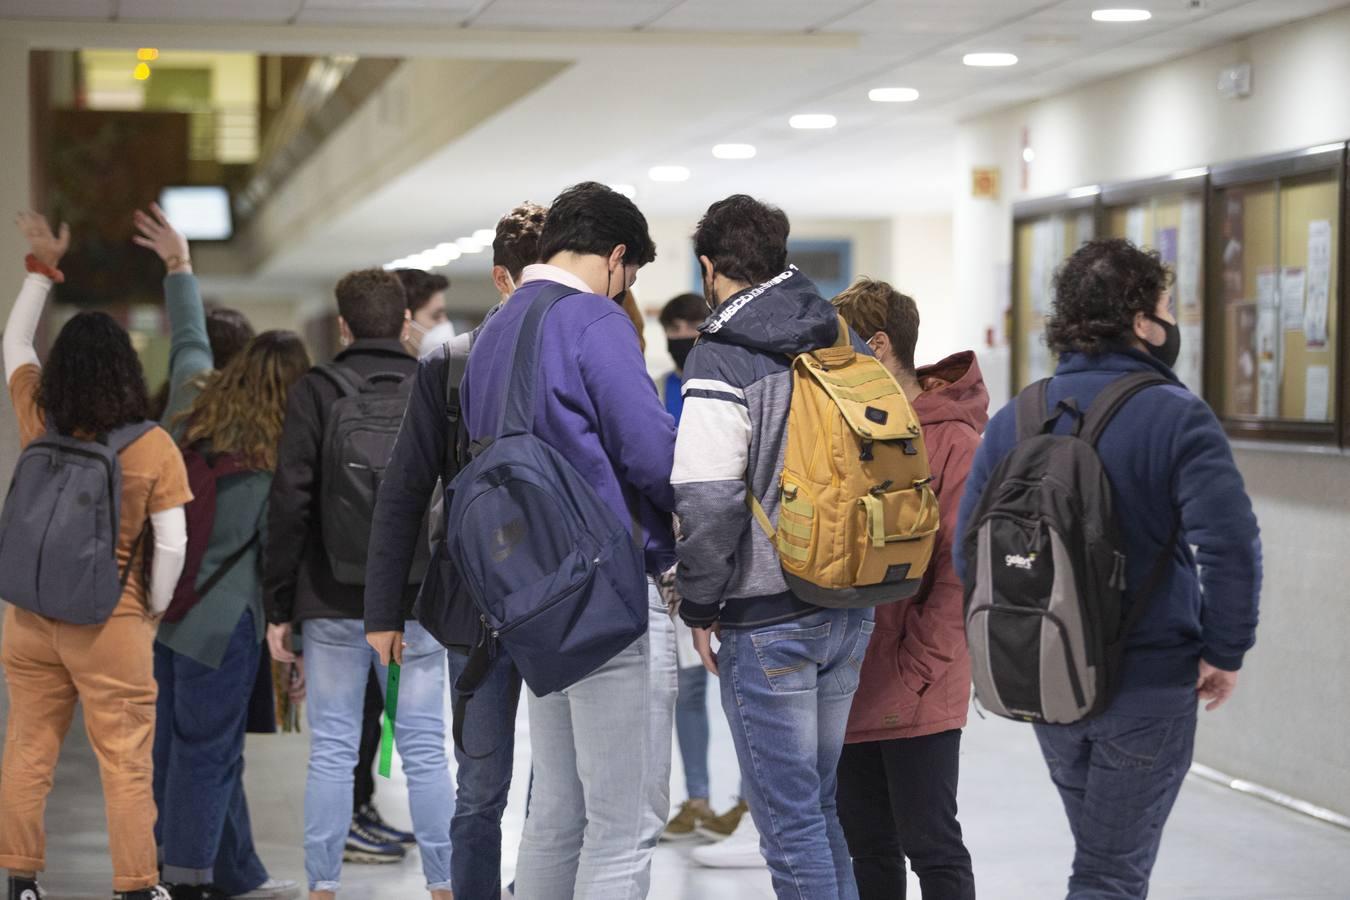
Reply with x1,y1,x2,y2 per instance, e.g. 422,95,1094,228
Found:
16,210,71,269
133,202,191,273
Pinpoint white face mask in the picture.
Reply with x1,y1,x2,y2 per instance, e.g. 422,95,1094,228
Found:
418,320,457,358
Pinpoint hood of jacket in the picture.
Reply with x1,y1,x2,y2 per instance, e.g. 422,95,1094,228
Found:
914,350,989,435
700,266,841,355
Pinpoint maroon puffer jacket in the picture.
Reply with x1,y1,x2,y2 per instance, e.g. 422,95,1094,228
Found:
845,351,989,743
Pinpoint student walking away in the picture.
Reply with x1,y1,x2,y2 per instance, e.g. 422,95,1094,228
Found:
675,196,943,900
263,269,454,900
446,182,677,899
956,238,1262,900
129,205,306,900
365,202,546,900
0,212,191,900
396,268,454,359
831,280,982,900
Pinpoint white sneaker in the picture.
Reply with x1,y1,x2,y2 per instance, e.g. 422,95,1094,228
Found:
690,815,766,868
231,879,300,900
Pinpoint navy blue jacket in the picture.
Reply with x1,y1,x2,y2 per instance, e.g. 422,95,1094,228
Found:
955,348,1262,716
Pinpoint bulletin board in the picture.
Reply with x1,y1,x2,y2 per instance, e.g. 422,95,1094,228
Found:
1010,204,1098,391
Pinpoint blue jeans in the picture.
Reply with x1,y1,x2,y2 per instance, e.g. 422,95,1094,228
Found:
718,608,874,900
675,664,711,800
446,649,522,899
1034,703,1197,900
152,609,268,895
513,584,677,900
303,618,453,893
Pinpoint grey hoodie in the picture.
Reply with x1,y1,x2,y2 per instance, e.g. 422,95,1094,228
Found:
673,266,869,629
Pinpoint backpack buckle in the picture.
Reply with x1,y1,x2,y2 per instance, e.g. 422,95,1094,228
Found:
859,439,874,462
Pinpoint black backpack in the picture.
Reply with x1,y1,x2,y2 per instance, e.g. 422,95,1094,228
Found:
960,371,1177,725
316,363,428,586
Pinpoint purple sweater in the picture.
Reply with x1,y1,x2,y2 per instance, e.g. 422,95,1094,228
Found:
462,278,677,575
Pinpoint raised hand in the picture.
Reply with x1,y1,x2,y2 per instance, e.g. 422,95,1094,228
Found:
16,210,71,269
133,202,191,273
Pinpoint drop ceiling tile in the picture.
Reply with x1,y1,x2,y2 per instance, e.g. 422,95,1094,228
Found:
0,0,111,18
297,0,480,25
648,0,866,32
469,0,672,30
117,0,295,22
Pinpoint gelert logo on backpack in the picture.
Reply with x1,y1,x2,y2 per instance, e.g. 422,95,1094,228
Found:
703,266,798,334
1004,552,1037,571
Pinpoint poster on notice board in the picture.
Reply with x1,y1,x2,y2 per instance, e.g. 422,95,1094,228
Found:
1304,220,1332,348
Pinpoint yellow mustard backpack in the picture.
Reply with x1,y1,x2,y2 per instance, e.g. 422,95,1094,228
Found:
750,315,941,608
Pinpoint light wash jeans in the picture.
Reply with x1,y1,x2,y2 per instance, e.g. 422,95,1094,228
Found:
302,618,454,893
513,581,677,900
719,607,874,900
674,664,711,800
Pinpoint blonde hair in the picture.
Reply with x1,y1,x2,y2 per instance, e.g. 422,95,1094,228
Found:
180,331,311,471
831,278,919,373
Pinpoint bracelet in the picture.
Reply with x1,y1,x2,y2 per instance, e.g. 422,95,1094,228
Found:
165,254,192,271
24,254,65,284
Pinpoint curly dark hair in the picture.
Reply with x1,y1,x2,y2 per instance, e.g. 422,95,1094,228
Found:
537,182,657,268
38,311,149,435
335,268,407,340
206,307,256,370
693,195,791,286
493,202,548,281
1045,238,1170,356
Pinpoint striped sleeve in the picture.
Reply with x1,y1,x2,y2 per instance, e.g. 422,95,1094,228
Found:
673,348,752,625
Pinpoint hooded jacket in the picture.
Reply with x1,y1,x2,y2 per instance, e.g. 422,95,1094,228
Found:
673,266,870,629
846,351,988,743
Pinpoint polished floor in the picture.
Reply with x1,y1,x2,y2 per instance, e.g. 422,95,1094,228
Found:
4,666,1348,900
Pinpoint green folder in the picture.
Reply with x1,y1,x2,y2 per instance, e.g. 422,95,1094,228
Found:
378,660,401,779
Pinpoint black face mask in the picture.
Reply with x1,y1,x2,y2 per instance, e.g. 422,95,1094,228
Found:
1143,314,1181,369
668,337,696,372
608,264,628,302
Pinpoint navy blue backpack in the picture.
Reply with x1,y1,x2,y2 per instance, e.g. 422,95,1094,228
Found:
446,283,648,733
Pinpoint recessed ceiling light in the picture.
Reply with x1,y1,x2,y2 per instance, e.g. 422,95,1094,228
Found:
868,87,919,103
648,166,691,182
434,242,463,261
963,52,1019,67
609,183,637,198
712,143,757,160
455,236,484,253
1092,8,1152,22
789,114,837,130
1067,184,1101,199
1022,147,1036,163
471,229,495,244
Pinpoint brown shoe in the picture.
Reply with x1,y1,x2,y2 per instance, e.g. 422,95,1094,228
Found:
696,799,748,841
662,798,714,842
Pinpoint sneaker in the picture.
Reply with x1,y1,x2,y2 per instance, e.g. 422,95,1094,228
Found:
114,887,173,900
695,798,748,841
229,879,300,900
661,798,713,842
166,885,229,900
355,802,415,847
691,814,765,868
343,819,407,864
7,875,45,900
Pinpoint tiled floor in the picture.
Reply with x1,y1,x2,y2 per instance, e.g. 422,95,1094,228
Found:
6,672,1349,899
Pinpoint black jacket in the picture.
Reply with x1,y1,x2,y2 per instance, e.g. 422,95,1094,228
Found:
264,339,421,624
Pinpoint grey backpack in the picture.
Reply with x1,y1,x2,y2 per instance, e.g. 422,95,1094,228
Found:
0,421,156,624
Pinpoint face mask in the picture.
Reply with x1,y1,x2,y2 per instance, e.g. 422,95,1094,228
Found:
608,264,628,301
418,320,457,359
703,266,718,313
668,337,696,372
1143,314,1181,369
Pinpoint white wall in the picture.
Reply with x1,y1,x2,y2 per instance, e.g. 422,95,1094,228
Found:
954,5,1350,816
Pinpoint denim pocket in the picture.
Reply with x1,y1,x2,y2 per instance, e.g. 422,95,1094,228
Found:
750,622,831,694
1097,716,1177,771
833,618,876,695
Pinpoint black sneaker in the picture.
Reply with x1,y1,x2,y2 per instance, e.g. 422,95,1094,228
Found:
7,875,44,900
355,802,416,846
343,818,406,864
113,887,172,900
166,884,231,900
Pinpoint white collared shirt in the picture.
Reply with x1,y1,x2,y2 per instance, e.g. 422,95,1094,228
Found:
519,263,593,296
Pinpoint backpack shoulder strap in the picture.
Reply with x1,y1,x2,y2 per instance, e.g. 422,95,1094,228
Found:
496,283,581,437
444,330,476,421
1080,372,1172,448
314,362,366,398
1015,379,1052,442
106,420,157,455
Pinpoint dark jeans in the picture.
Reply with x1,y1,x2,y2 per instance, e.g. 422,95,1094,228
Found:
837,730,975,900
152,609,268,895
1034,706,1197,900
353,669,382,811
447,649,523,900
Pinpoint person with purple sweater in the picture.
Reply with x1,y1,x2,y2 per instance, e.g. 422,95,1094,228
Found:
461,182,679,899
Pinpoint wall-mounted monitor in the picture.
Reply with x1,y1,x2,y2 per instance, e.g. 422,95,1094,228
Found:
158,185,233,241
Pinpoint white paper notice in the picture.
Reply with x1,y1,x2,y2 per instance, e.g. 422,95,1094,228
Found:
1178,198,1203,310
1256,304,1281,418
1305,365,1331,422
1256,268,1278,309
1125,206,1146,248
1280,267,1306,332
1305,220,1332,348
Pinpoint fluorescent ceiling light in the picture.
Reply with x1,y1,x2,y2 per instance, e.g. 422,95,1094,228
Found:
471,229,495,244
456,236,484,253
1067,184,1101,199
610,183,637,198
1305,142,1345,155
1170,166,1208,180
1022,147,1036,163
963,52,1019,67
868,87,919,103
712,143,757,160
789,113,837,130
434,242,463,261
648,165,691,182
1092,8,1152,23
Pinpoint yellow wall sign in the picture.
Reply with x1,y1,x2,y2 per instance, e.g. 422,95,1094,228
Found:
972,167,1001,199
